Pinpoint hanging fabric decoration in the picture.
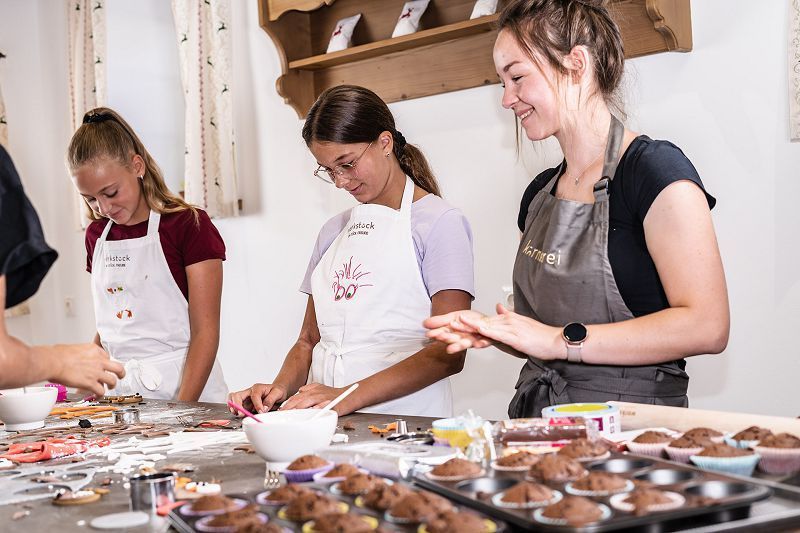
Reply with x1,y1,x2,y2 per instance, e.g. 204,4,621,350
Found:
790,0,800,142
172,0,239,218
67,0,107,227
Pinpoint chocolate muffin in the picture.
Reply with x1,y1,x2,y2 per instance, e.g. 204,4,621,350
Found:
758,433,800,448
323,464,362,478
264,484,314,503
362,483,413,511
313,512,375,532
430,458,482,478
189,494,240,513
338,473,384,496
500,481,554,505
732,426,773,442
682,427,723,441
287,454,330,471
206,504,263,529
633,431,673,444
283,492,342,522
527,454,587,482
697,443,754,457
668,435,711,448
557,438,610,460
389,491,453,523
539,496,605,526
570,471,629,493
426,511,490,533
620,488,677,516
495,450,539,468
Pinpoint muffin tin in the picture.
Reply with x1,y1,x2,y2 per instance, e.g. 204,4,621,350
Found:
413,452,775,531
168,474,507,532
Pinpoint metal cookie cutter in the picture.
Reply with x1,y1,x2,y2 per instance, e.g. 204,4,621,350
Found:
113,407,141,425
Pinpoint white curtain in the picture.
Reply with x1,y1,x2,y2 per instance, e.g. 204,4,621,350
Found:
67,0,107,227
172,0,239,218
791,0,800,142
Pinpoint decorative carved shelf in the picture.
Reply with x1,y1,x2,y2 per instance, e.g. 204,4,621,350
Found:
258,0,692,118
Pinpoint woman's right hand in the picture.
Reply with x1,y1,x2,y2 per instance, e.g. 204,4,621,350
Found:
228,383,288,415
423,310,495,353
52,343,125,397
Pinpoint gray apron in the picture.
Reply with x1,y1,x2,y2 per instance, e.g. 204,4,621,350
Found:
508,115,689,418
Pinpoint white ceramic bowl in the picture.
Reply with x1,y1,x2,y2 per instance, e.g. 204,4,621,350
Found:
243,408,338,463
0,386,58,431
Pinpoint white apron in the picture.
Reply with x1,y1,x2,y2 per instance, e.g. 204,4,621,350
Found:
310,177,453,417
91,210,228,402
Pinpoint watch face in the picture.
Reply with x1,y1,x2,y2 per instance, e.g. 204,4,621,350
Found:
563,322,587,343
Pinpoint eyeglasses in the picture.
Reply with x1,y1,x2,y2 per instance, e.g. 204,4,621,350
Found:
313,141,373,184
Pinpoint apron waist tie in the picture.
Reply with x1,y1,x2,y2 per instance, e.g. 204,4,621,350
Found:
123,359,164,392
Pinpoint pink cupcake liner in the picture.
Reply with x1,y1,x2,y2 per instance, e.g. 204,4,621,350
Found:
283,462,334,483
664,445,704,464
754,446,800,475
180,498,248,516
626,441,668,458
195,512,268,533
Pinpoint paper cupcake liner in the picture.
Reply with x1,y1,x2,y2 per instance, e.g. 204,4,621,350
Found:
664,445,704,464
492,488,562,509
179,498,248,516
608,491,685,514
533,503,612,526
689,453,761,477
312,467,368,484
754,446,800,475
302,515,379,533
283,462,334,483
195,512,268,533
565,479,635,497
724,436,760,450
417,519,498,533
626,441,669,458
425,468,485,482
566,451,611,463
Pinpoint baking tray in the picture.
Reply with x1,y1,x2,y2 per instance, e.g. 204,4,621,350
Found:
412,452,775,532
168,476,509,533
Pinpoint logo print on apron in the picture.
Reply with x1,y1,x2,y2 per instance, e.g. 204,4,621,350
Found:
332,256,373,301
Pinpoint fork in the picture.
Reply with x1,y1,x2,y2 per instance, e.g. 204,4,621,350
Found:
175,415,193,428
264,468,282,489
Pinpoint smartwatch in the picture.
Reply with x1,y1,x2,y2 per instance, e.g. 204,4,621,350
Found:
562,322,587,363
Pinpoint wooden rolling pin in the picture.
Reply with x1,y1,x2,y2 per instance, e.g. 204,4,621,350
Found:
609,401,800,435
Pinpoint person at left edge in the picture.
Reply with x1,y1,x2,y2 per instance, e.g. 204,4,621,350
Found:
67,107,228,402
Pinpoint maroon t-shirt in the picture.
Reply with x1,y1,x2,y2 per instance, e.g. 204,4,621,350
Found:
85,209,226,300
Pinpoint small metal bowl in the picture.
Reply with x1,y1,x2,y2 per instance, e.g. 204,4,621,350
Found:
591,457,653,473
634,468,697,485
113,407,140,424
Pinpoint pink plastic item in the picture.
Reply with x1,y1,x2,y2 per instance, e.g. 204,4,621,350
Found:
45,383,68,402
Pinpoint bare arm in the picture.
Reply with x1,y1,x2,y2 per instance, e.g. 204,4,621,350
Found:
176,259,223,401
429,181,729,365
0,276,124,395
228,295,319,413
282,289,472,414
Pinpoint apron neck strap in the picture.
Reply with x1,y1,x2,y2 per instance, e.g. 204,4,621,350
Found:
146,210,161,236
399,176,415,217
593,114,625,202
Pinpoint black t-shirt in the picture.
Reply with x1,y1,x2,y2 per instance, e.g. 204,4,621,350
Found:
517,136,715,318
0,145,58,309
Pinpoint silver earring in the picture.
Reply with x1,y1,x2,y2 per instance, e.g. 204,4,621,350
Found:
138,175,143,180
385,153,390,157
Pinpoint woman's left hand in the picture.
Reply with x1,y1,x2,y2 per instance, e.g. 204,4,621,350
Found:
278,383,346,413
456,304,564,360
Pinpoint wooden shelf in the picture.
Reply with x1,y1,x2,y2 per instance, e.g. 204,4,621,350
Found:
289,15,499,70
259,0,692,118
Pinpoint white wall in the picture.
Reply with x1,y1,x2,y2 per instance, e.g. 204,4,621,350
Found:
1,0,798,419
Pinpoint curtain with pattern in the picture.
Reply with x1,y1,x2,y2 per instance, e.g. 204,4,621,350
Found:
172,0,239,218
